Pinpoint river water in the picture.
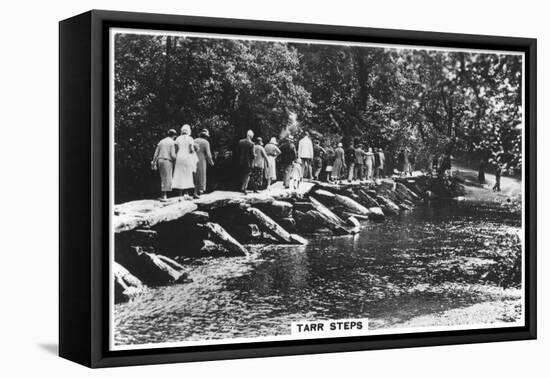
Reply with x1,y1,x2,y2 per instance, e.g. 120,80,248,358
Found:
114,201,522,346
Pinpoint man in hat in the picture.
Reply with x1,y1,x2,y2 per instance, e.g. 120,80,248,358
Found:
312,139,326,180
354,143,366,181
279,135,297,188
151,128,177,200
194,128,215,195
237,129,255,193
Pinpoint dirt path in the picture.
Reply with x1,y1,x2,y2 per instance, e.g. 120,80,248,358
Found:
452,164,522,205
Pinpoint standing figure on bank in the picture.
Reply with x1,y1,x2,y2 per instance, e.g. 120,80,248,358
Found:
493,163,503,192
377,148,386,178
332,142,346,182
478,158,486,185
194,129,215,195
151,128,177,200
312,139,326,180
237,129,255,193
280,135,297,188
173,124,199,199
298,131,314,179
365,147,375,180
438,154,451,177
264,137,281,187
250,137,269,192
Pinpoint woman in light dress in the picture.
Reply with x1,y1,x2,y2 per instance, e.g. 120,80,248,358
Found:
264,137,281,187
365,147,375,180
172,124,199,199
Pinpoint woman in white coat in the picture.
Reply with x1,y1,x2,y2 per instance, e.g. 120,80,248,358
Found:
172,124,199,199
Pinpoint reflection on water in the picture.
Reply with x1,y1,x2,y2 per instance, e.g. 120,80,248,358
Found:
114,201,521,346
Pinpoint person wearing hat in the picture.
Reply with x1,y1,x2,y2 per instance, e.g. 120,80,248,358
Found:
365,147,375,180
323,143,335,182
377,147,386,178
353,143,366,181
312,139,326,180
194,128,215,195
173,124,199,199
279,135,297,188
332,142,346,182
264,137,281,187
237,129,255,193
345,141,356,182
151,128,177,200
250,137,269,192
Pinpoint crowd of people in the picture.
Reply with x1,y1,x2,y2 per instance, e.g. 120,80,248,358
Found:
235,130,395,194
151,125,412,200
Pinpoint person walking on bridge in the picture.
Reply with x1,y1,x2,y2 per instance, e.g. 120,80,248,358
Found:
332,142,346,182
151,128,177,200
377,148,386,178
365,147,375,180
264,137,281,187
280,135,297,188
173,124,199,199
312,139,326,180
251,137,269,192
354,144,365,181
194,129,214,195
238,129,255,193
298,131,314,179
346,141,356,182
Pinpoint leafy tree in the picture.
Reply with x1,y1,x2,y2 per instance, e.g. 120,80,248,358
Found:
114,33,523,202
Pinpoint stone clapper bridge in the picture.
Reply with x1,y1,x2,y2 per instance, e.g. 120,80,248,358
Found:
113,176,426,303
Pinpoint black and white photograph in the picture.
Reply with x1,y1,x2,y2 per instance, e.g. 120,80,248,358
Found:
110,28,526,350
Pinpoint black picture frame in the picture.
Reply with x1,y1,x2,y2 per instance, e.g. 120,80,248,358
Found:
59,9,537,368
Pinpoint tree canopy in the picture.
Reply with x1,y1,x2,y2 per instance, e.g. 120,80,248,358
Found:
114,33,522,202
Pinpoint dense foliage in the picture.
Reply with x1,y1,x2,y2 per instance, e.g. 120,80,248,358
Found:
114,34,522,201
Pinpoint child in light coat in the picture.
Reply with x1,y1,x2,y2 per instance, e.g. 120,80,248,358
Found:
289,158,303,190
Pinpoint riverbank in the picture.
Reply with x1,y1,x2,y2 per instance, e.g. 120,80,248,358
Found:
370,284,522,330
391,298,522,328
452,165,522,210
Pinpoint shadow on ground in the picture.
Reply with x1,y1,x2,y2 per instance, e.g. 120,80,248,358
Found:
38,343,58,356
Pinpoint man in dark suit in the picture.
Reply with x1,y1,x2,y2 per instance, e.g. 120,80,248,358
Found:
279,135,297,188
238,129,255,193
